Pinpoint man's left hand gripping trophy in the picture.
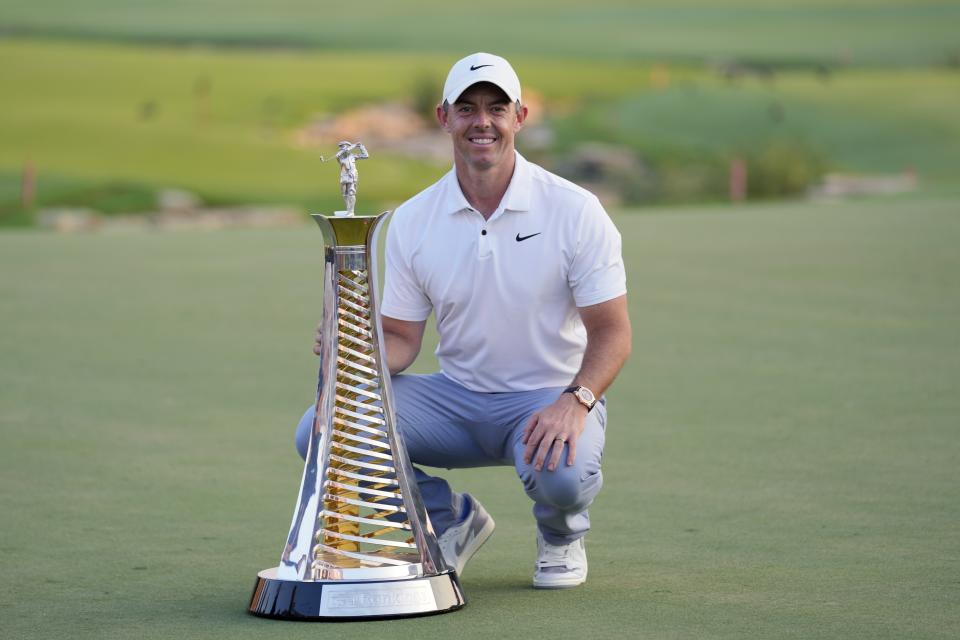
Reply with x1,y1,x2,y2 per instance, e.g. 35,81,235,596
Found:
322,141,369,217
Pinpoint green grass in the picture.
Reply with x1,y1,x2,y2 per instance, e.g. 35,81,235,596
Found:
2,195,959,639
3,0,960,65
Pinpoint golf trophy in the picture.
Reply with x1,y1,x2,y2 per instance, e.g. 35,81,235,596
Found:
248,142,464,620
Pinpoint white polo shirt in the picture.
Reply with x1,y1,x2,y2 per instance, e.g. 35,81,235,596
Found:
381,152,626,392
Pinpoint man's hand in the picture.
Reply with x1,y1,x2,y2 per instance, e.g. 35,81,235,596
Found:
312,321,323,356
522,392,589,472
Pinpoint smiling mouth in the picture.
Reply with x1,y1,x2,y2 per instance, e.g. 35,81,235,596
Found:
469,137,497,145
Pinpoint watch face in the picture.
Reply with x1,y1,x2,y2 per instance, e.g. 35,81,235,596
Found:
575,387,595,405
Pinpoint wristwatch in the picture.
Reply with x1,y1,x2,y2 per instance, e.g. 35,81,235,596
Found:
563,385,597,411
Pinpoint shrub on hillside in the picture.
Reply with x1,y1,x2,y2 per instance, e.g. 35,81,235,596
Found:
744,140,826,199
550,139,825,206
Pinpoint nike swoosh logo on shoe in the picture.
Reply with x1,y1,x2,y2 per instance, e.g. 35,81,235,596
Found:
453,513,489,558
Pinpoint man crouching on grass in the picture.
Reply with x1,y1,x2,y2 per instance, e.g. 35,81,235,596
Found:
297,52,631,588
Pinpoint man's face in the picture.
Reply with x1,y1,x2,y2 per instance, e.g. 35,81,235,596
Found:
437,82,527,173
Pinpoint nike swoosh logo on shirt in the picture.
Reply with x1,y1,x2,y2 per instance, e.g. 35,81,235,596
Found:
516,232,541,242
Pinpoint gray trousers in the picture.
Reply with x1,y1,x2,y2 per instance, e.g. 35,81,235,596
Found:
296,372,606,544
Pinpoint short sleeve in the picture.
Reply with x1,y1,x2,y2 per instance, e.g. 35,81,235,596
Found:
380,212,433,321
568,196,627,307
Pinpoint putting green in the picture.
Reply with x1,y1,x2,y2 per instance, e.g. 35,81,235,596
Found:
1,195,958,638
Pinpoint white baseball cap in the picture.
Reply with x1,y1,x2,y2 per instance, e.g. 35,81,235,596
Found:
442,52,522,105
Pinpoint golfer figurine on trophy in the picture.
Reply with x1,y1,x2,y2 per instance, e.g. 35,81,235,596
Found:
322,141,369,217
248,142,465,620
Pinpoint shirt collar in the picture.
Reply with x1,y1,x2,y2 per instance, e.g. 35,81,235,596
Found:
501,151,532,213
439,168,473,215
441,151,532,215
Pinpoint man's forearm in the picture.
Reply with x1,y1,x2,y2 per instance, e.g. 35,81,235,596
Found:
383,331,420,375
380,317,427,375
572,295,632,397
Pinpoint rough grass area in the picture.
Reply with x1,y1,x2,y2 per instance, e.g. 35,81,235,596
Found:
1,196,958,639
3,0,959,65
2,39,958,222
0,39,656,217
553,69,960,180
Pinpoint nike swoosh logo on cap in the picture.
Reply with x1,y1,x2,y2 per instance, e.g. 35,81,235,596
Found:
470,64,493,71
516,232,541,242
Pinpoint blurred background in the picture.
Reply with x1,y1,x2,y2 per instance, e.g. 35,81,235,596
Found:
1,0,957,228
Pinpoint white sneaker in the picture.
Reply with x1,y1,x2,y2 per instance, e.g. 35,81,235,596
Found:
437,494,495,576
532,531,588,589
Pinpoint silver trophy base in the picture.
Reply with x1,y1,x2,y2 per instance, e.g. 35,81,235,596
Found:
248,567,465,620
